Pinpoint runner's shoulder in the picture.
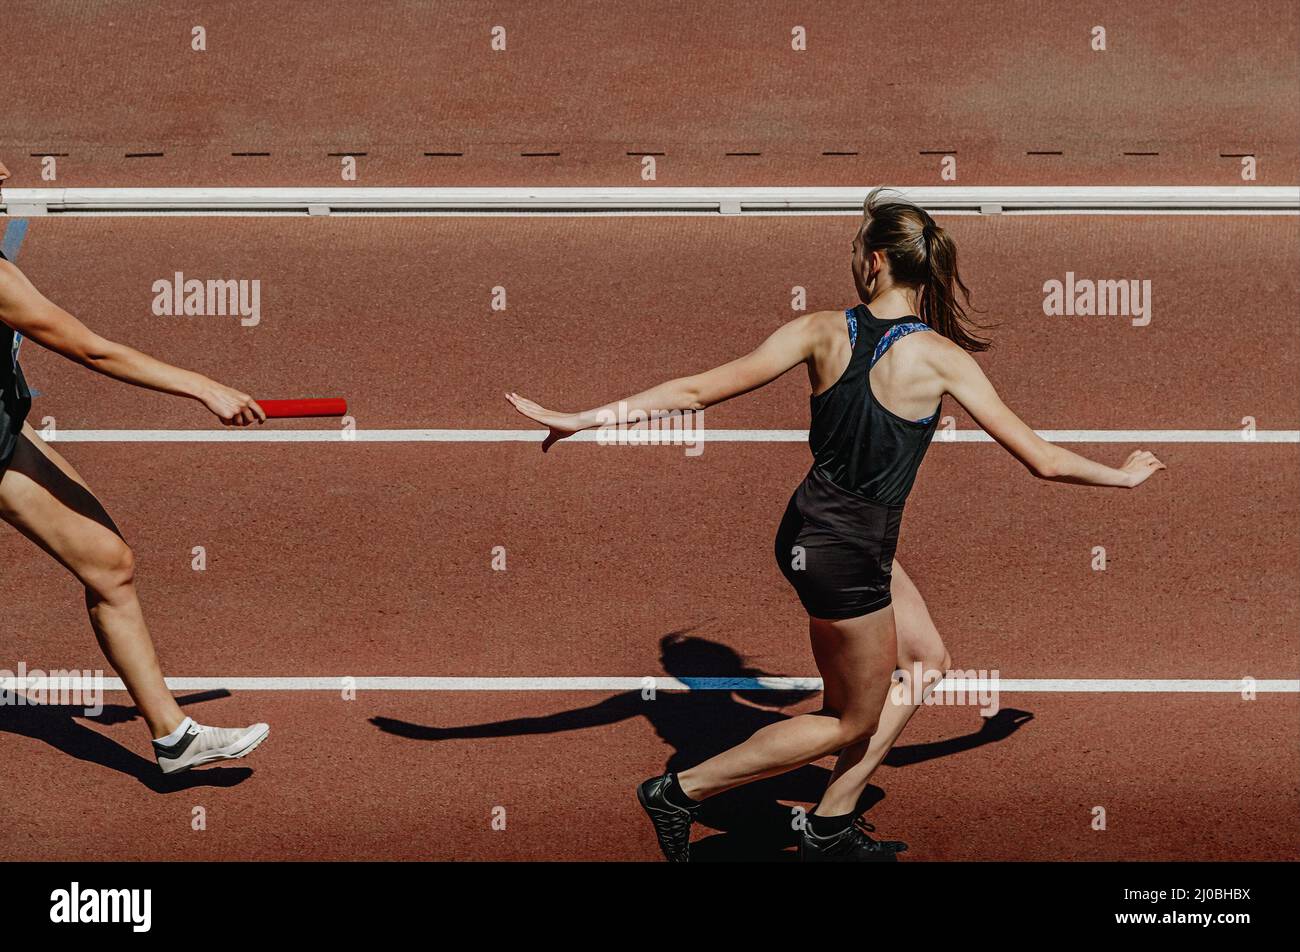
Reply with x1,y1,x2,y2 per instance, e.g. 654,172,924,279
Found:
911,325,959,353
0,258,45,323
0,257,22,302
801,308,853,338
914,329,980,381
767,309,843,350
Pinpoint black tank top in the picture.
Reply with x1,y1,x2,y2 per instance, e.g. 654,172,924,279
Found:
0,249,33,464
808,304,940,506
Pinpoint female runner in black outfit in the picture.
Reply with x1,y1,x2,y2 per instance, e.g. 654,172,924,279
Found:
509,189,1165,861
0,158,271,774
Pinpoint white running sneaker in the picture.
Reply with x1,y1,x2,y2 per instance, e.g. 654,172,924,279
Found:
152,719,270,774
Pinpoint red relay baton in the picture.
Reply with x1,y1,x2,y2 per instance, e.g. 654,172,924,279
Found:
257,398,348,419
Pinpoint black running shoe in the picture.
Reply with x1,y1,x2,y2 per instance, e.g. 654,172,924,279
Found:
636,774,699,862
799,817,908,862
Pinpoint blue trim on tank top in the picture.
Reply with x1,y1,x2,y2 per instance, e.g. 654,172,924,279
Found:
871,321,931,367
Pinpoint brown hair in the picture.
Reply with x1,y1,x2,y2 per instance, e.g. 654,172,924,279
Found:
861,187,990,352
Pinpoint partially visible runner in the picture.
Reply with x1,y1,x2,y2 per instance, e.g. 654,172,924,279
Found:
509,188,1166,861
0,159,270,774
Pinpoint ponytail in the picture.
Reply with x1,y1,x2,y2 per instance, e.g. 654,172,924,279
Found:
863,188,991,353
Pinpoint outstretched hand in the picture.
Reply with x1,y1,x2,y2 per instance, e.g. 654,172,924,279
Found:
506,392,581,452
1119,449,1167,488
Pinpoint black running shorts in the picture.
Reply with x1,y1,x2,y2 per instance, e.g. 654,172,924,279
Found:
774,465,903,620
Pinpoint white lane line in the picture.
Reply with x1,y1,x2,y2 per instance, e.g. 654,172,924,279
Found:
4,185,1297,215
2,677,1296,693
42,428,1300,443
7,208,1298,219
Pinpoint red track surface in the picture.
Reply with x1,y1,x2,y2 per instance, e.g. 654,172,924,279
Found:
3,695,1296,861
1,443,1297,679
2,4,1298,862
3,1,1297,187
13,215,1300,430
1,214,1297,860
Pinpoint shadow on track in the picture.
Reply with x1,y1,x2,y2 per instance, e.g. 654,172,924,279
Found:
371,631,1034,860
0,688,253,792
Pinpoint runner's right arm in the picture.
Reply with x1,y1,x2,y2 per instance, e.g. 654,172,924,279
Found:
0,258,265,426
508,312,830,450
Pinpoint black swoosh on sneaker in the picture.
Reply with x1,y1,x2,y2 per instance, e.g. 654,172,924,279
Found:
151,726,200,760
